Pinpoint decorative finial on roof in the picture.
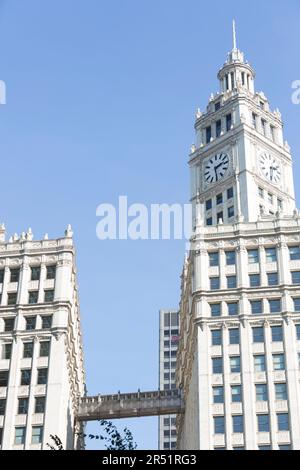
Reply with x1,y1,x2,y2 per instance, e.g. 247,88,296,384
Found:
233,19,237,50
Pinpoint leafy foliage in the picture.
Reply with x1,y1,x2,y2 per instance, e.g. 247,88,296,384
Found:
80,420,137,450
47,420,137,450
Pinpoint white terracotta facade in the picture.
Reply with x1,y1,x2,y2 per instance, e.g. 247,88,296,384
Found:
0,225,85,450
176,36,300,450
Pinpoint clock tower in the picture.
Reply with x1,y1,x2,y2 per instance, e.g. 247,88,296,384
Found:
189,22,295,228
176,22,300,451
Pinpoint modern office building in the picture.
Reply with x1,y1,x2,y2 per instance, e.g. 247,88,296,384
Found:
158,310,180,450
176,25,300,449
0,225,85,450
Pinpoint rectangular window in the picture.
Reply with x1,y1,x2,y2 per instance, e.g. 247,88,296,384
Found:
46,265,56,280
0,371,9,387
251,300,263,315
210,277,220,290
270,125,275,141
7,293,17,305
18,398,29,415
0,270,4,283
249,274,260,287
257,414,270,432
292,271,300,285
258,187,264,198
261,119,266,136
210,304,221,317
254,355,266,372
232,415,243,433
248,249,259,264
34,397,46,414
216,193,223,205
28,291,38,304
277,413,289,431
0,399,6,415
268,193,273,204
20,369,31,386
294,299,300,312
226,113,232,132
10,269,20,283
273,354,285,371
214,416,225,434
253,327,264,343
40,341,50,357
228,206,235,219
216,120,222,138
217,211,223,223
225,251,236,265
227,276,237,289
4,318,15,332
289,246,300,260
213,386,224,404
44,290,54,302
14,427,26,445
37,369,48,385
42,316,53,329
206,199,212,211
31,426,43,444
212,358,223,374
266,248,277,263
252,113,257,129
229,328,240,345
256,384,268,401
279,445,291,450
275,383,287,401
215,102,221,111
267,272,278,286
296,324,300,340
23,342,34,358
211,330,222,346
231,385,242,403
271,325,283,342
3,343,12,360
209,252,219,267
25,317,36,331
205,126,212,144
269,299,281,313
277,199,283,210
227,187,234,200
259,446,271,450
31,267,41,281
206,217,213,226
228,302,238,316
230,356,241,373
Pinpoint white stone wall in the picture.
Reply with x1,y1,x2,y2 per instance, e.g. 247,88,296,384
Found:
0,228,85,450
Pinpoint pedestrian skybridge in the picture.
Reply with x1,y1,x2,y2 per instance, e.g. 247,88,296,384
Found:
76,389,184,422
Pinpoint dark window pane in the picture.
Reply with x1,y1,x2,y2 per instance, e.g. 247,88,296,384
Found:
23,342,34,358
35,397,46,414
20,369,31,386
0,371,9,387
249,274,260,287
4,318,15,332
10,269,20,283
31,267,41,281
25,317,36,331
37,369,48,385
46,266,56,280
225,251,236,265
28,291,38,304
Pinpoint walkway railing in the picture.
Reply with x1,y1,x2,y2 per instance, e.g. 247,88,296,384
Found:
76,389,184,421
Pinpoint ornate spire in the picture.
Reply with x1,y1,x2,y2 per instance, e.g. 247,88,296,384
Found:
232,19,237,51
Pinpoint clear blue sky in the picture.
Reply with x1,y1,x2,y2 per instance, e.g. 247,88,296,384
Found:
0,0,299,449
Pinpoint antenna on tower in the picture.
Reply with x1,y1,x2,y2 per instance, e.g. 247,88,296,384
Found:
232,19,237,50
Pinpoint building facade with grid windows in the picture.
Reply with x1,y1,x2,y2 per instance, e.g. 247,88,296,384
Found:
0,224,85,450
176,26,300,450
158,310,180,450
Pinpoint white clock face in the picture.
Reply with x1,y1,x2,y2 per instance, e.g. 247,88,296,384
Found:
259,153,281,184
204,153,229,184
